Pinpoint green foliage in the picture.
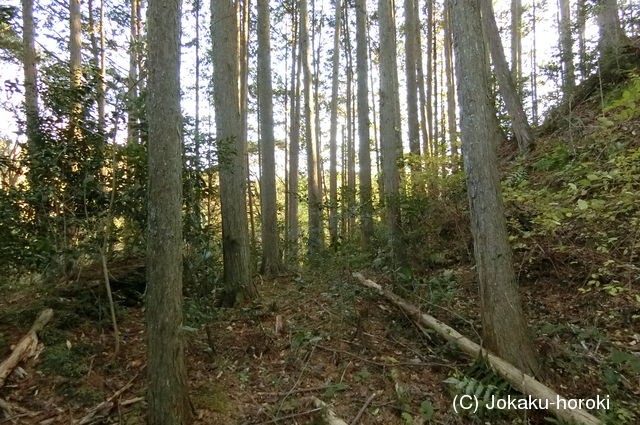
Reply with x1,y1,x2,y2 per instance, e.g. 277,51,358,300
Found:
425,269,458,307
40,342,94,378
502,85,640,288
192,384,230,413
603,73,640,121
443,356,513,420
322,382,349,399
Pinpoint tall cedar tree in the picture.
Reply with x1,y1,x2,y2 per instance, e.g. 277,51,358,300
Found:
597,0,628,62
287,11,302,262
69,0,82,139
403,0,422,190
22,0,39,146
449,0,539,376
300,0,324,256
146,0,191,423
480,0,533,153
356,0,374,247
257,0,282,275
378,0,403,260
328,0,342,246
212,0,256,305
559,0,575,97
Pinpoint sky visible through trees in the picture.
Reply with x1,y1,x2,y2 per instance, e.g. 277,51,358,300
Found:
0,0,621,175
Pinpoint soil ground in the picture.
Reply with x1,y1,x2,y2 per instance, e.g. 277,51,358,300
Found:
1,262,638,424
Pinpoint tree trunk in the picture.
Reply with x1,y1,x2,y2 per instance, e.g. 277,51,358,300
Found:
510,0,522,89
146,0,191,421
127,0,139,145
425,0,434,159
480,0,534,154
576,0,588,78
287,12,301,263
87,0,106,135
69,0,82,139
531,0,539,125
328,0,342,246
356,0,374,248
444,0,458,171
414,0,429,166
212,0,255,305
558,0,576,97
450,0,539,376
257,0,282,276
597,0,628,63
366,20,384,206
403,0,421,191
21,0,39,146
378,0,403,260
301,0,324,256
344,6,356,237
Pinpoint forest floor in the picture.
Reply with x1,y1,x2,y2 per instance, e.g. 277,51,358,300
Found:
0,258,638,425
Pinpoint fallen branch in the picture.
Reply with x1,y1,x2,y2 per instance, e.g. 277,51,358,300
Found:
0,309,54,389
0,398,37,423
77,366,144,424
353,273,602,425
351,391,378,425
308,397,348,425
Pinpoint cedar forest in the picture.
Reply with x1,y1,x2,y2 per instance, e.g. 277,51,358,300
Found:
0,0,639,424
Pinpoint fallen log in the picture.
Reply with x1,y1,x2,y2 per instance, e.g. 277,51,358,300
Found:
0,309,54,388
352,273,602,425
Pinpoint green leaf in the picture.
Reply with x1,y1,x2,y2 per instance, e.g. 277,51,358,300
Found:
323,382,349,398
420,400,435,420
577,199,589,210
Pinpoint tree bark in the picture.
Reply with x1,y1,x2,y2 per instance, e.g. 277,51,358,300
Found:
127,0,139,145
355,0,374,248
403,0,421,190
597,0,628,63
300,0,324,256
378,0,403,261
480,0,534,154
444,0,458,170
414,0,430,167
287,11,301,263
21,0,39,146
510,0,522,88
257,0,282,276
328,0,342,246
425,0,434,159
69,0,82,139
146,0,190,421
212,0,255,305
558,0,576,97
344,6,356,237
576,0,588,78
450,0,539,376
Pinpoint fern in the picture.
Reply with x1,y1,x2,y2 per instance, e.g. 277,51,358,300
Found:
443,355,514,417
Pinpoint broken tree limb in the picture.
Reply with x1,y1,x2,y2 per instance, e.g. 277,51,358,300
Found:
352,273,602,425
77,366,144,425
0,309,53,389
308,397,348,425
351,391,378,425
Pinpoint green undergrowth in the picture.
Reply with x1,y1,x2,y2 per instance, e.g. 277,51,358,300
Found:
503,73,640,297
